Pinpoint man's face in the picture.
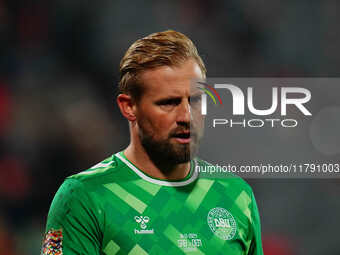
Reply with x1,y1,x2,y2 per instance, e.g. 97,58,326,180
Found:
135,59,204,165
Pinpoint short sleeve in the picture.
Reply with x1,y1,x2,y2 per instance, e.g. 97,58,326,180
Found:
248,190,264,255
41,178,102,255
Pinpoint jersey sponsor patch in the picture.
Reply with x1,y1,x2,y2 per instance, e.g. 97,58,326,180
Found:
207,207,237,240
41,229,63,255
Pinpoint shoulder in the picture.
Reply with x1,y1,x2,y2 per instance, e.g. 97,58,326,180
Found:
194,157,254,194
69,154,117,180
50,153,131,207
47,154,123,216
66,153,131,188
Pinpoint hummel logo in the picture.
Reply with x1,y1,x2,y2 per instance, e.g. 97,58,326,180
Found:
134,216,154,234
134,216,149,229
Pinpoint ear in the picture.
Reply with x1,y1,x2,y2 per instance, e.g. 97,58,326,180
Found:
117,94,137,121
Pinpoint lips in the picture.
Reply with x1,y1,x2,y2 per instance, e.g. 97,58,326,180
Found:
172,131,192,144
173,132,190,139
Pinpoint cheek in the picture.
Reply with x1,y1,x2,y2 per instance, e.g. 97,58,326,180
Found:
140,113,174,137
137,104,176,136
154,116,174,134
191,108,204,125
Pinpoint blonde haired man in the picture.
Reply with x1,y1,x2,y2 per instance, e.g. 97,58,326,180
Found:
42,30,263,255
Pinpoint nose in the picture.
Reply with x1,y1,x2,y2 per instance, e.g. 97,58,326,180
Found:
176,101,191,125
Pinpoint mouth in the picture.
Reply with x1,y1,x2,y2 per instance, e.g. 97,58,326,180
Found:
172,132,191,144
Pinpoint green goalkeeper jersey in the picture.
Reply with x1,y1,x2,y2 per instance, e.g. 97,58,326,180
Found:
42,151,263,255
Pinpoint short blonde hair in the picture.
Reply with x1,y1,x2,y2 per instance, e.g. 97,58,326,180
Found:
119,30,206,101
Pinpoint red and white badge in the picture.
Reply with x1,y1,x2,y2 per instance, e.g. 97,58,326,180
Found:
41,229,63,255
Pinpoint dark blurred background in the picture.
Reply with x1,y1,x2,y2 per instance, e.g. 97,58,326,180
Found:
1,0,340,254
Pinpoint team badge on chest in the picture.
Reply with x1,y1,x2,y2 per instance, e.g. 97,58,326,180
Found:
207,207,237,240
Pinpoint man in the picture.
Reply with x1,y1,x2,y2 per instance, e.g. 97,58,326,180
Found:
42,30,263,255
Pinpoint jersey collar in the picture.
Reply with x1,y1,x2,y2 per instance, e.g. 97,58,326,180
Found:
115,152,199,187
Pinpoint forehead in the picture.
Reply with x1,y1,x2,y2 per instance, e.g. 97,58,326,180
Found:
139,59,203,98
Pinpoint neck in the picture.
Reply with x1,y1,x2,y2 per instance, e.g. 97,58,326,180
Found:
124,143,191,180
